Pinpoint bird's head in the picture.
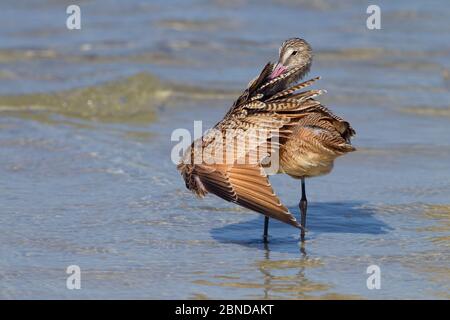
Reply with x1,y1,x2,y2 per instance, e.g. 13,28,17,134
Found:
270,38,312,79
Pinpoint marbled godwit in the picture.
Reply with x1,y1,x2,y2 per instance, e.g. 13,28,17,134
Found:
178,38,355,242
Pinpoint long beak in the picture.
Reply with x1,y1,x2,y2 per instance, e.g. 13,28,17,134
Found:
269,63,287,79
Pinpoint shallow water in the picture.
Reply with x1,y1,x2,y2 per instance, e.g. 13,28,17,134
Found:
1,0,449,299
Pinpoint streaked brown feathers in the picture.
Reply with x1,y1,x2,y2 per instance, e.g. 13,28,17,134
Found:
178,70,355,227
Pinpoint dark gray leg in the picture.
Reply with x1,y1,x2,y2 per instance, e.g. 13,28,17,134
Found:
263,216,269,243
299,178,307,241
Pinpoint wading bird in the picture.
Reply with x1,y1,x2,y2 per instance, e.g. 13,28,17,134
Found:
178,38,355,242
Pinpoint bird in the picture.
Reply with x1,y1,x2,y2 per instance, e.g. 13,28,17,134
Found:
234,38,312,107
178,38,355,242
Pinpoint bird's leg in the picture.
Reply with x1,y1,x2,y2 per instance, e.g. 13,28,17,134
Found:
263,216,269,243
300,177,307,241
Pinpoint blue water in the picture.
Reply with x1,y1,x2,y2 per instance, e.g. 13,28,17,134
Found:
0,0,449,299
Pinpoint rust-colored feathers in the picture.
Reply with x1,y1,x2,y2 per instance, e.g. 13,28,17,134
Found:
178,61,355,228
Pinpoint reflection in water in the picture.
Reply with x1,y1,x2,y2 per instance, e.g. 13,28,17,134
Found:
193,241,363,299
200,202,401,298
256,243,314,299
260,245,271,299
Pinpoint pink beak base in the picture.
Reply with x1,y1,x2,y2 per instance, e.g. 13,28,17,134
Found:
269,63,287,79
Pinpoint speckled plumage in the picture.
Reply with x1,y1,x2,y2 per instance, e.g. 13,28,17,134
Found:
178,39,355,229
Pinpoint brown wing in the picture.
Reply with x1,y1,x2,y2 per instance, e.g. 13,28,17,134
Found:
231,62,274,110
179,76,354,228
193,162,300,228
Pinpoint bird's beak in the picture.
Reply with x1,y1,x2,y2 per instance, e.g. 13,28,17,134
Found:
269,63,287,79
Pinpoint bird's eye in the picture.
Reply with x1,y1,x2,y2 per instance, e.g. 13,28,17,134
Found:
291,51,298,56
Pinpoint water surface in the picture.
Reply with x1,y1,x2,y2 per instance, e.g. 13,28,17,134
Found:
1,0,449,299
